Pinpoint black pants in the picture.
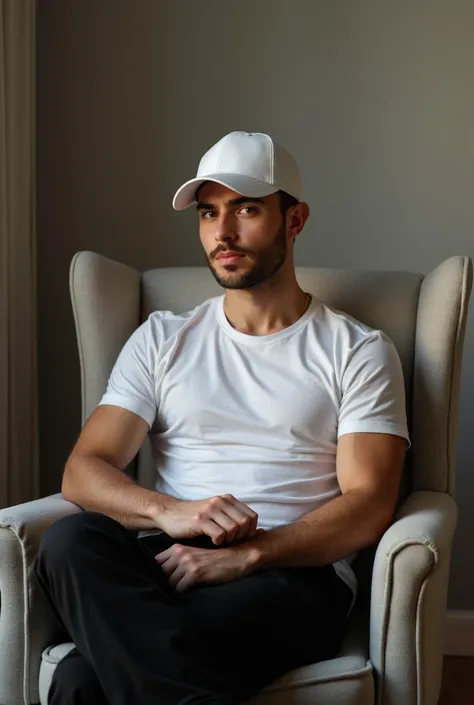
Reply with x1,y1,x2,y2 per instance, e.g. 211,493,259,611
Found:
34,511,352,705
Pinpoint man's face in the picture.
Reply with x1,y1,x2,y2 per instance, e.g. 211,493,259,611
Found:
197,183,289,290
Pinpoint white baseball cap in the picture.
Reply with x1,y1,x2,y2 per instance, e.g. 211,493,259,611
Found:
172,131,302,210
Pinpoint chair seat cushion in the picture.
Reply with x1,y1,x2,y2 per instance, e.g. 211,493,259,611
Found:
39,617,374,705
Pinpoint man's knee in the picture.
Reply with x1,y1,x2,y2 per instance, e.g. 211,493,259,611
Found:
36,511,122,578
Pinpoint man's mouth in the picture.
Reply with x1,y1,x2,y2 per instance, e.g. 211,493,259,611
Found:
216,252,244,263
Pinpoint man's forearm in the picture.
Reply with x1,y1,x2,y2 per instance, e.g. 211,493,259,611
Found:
243,489,393,572
62,452,168,530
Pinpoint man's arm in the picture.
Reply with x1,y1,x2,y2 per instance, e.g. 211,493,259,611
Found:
244,432,406,571
62,405,258,542
62,405,168,529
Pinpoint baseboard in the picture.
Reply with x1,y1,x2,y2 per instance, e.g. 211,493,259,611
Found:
445,610,474,656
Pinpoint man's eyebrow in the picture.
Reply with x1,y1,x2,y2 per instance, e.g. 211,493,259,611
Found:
196,196,265,211
228,196,265,207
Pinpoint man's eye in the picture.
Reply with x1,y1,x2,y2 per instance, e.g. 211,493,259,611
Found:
202,210,215,219
239,206,257,215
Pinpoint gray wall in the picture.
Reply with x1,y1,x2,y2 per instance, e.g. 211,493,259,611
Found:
37,0,474,608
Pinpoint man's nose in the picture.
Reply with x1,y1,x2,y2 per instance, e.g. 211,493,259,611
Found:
214,212,237,242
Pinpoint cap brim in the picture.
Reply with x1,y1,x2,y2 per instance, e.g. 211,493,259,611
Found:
172,173,279,210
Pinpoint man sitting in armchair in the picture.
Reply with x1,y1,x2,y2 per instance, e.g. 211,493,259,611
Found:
35,131,409,705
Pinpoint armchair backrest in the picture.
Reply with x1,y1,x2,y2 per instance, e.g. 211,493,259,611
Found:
70,252,472,501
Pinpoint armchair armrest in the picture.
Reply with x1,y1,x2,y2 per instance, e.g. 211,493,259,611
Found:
370,490,457,705
0,494,82,705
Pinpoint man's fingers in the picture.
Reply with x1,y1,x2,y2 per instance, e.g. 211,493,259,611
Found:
218,504,253,541
197,518,226,545
167,561,188,589
208,509,241,544
158,548,200,592
159,556,177,579
237,506,258,538
155,547,173,565
156,546,183,577
155,547,194,590
175,569,198,592
219,495,258,540
191,496,259,544
226,497,259,536
224,494,258,519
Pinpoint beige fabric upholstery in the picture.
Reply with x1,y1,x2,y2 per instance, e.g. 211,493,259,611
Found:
0,494,82,705
0,252,471,705
370,490,457,705
411,258,473,495
70,250,141,425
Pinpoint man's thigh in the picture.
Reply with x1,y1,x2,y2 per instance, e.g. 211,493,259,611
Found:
184,564,351,695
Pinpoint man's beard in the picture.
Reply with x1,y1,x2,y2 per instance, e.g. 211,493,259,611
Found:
206,221,287,290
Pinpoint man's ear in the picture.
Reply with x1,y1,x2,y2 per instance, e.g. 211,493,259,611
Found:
288,202,310,239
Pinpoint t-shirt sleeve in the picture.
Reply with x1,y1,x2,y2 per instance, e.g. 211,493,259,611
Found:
337,332,410,447
98,318,157,428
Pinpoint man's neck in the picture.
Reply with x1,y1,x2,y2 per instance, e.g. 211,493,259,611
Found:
223,286,309,336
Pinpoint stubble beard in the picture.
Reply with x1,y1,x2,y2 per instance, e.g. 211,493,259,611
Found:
206,220,288,290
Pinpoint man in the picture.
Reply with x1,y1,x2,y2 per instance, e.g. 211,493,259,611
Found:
35,131,409,705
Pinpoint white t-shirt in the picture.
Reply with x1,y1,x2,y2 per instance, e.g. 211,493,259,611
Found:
99,295,410,608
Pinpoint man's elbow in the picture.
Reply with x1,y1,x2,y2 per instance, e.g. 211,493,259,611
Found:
61,474,74,503
369,502,396,544
61,455,80,503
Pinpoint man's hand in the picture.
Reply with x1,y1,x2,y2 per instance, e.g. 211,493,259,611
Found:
155,543,258,592
155,494,259,546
